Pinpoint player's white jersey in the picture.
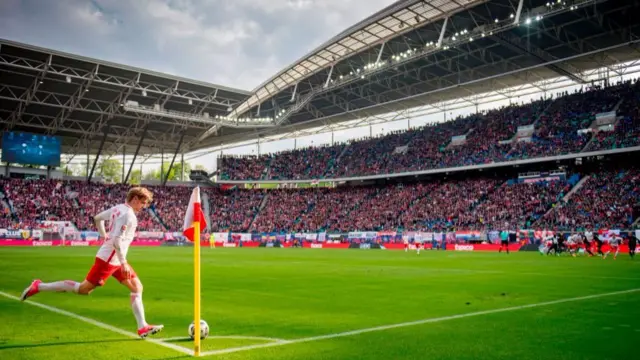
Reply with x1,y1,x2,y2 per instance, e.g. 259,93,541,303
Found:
585,231,594,241
95,204,138,265
610,236,622,247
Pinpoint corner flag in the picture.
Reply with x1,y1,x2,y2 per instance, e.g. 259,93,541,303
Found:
183,186,207,356
183,186,207,242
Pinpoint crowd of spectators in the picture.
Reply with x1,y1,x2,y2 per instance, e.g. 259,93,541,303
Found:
220,80,640,181
0,166,637,233
585,79,640,152
468,180,570,230
268,145,346,180
219,155,271,180
402,178,501,231
538,170,639,230
207,188,265,232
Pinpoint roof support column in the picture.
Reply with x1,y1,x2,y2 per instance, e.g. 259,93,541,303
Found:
86,143,89,181
162,132,185,186
88,125,110,183
376,42,385,64
256,102,261,117
122,145,126,183
290,82,299,102
180,153,185,182
514,0,524,25
438,17,448,47
124,126,147,184
324,65,334,88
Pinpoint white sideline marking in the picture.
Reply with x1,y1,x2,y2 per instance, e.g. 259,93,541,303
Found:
161,335,286,342
0,291,193,356
200,288,640,357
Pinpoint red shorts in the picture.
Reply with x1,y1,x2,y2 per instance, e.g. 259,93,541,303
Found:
86,257,137,286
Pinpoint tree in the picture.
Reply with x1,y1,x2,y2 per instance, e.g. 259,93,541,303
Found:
62,164,86,177
172,162,191,181
144,162,192,182
129,169,142,184
143,170,158,181
97,159,122,183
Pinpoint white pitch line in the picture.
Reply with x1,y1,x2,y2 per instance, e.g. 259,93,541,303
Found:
200,288,640,357
0,291,193,356
160,335,286,342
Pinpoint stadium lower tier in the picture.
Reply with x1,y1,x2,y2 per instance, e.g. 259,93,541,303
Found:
220,80,640,181
1,239,638,254
1,165,638,234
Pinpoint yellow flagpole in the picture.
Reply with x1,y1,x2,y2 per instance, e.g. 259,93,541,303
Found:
193,220,201,357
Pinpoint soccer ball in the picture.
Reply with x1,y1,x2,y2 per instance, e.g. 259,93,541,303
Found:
188,320,210,340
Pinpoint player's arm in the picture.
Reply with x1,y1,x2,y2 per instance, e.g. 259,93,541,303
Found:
93,208,113,238
111,215,133,266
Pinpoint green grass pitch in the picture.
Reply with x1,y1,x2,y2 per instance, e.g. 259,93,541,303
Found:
1,247,639,360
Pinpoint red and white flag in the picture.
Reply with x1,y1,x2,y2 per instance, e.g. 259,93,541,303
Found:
183,186,207,242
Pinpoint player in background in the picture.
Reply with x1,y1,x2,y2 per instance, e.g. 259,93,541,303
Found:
498,229,509,254
19,187,163,338
546,233,559,256
593,232,604,256
404,237,409,252
628,231,637,259
581,232,594,257
603,234,622,260
415,241,421,255
566,233,578,257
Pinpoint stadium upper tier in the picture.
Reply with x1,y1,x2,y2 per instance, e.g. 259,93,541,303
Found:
220,79,640,181
1,166,638,233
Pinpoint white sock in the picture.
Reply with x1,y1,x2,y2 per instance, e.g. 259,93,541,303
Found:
131,293,148,329
39,280,80,293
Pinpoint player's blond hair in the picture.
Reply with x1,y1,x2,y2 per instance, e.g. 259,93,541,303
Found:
126,187,153,203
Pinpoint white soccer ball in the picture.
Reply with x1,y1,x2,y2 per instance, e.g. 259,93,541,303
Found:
188,320,210,340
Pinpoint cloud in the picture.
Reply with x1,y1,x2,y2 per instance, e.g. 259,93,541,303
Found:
0,0,396,90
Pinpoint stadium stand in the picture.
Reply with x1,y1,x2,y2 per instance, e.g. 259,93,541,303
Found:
207,188,265,232
220,155,271,180
537,169,639,231
220,80,640,181
2,164,637,233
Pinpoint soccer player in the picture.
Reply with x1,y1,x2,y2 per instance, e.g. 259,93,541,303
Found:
546,233,558,256
629,231,637,259
557,232,567,255
593,232,604,256
499,229,509,254
603,234,622,260
415,241,421,255
580,233,593,256
19,187,164,338
583,230,595,257
566,234,578,257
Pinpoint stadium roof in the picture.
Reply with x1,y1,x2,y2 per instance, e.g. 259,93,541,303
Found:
228,0,488,119
2,0,640,161
0,38,252,157
199,0,640,148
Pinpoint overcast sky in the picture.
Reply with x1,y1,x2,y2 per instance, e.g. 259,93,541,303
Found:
0,0,397,91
